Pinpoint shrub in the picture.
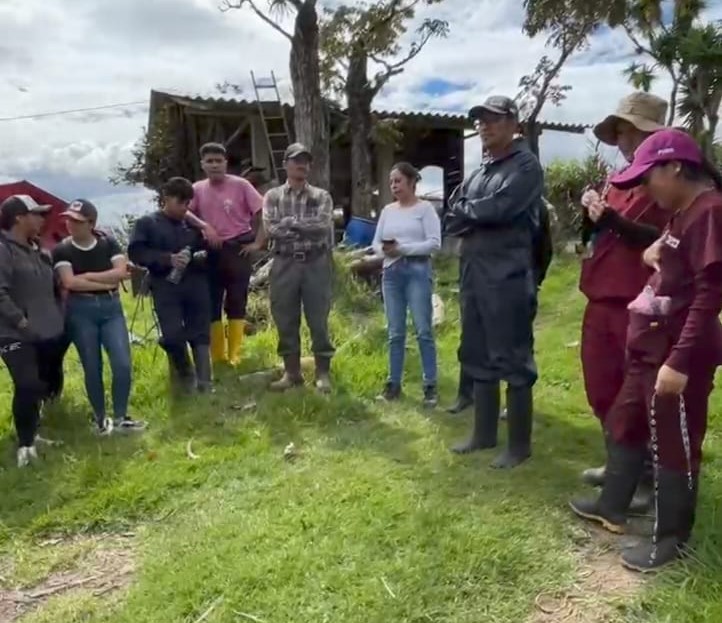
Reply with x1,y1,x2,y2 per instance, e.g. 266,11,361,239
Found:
544,153,610,246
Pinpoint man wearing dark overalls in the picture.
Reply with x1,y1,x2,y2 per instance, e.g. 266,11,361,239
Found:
128,177,212,393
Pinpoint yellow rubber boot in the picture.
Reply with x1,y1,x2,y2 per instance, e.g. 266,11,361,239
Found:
210,321,227,364
227,319,245,365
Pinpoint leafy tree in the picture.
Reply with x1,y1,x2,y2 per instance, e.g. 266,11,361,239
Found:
110,106,172,200
521,1,601,155
221,0,330,188
320,0,448,217
674,22,722,157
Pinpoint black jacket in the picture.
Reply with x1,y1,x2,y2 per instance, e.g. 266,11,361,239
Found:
128,211,206,281
444,138,548,284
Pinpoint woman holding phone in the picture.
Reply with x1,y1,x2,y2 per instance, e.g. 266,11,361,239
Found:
372,162,441,406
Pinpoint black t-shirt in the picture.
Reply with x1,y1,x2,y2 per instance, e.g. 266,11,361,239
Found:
52,235,124,289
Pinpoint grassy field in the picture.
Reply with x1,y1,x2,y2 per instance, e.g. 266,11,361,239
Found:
1,254,721,623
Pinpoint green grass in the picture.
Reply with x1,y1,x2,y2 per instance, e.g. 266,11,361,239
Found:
1,255,721,622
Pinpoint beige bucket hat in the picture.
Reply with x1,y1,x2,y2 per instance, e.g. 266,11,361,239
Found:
593,92,668,146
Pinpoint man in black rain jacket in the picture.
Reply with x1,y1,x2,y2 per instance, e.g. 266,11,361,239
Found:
444,95,546,469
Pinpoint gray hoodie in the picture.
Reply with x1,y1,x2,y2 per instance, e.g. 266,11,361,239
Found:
0,234,64,342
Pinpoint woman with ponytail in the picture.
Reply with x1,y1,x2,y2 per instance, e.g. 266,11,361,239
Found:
52,199,144,434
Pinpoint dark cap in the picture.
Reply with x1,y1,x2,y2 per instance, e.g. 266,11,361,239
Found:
284,143,312,160
0,195,52,220
469,95,519,120
61,199,98,223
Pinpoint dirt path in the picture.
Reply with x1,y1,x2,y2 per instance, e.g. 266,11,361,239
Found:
528,523,650,623
0,533,135,622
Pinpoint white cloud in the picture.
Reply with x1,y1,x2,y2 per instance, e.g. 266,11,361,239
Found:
0,0,717,206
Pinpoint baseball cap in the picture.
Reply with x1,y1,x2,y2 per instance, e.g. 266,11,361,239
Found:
609,128,703,189
469,96,519,120
284,143,312,160
61,199,98,222
0,195,52,220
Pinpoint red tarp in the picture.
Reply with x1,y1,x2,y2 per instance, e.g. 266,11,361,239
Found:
0,180,68,249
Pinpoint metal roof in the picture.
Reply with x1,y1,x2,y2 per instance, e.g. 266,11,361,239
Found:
149,90,590,134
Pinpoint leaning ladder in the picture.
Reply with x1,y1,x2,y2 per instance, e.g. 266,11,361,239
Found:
250,70,292,184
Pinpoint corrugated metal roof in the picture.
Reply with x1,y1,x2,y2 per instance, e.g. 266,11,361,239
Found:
150,90,591,133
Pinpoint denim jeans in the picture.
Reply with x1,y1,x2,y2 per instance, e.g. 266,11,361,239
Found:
66,293,132,421
382,258,437,386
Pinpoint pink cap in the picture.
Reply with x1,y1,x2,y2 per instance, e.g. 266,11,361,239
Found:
610,128,704,189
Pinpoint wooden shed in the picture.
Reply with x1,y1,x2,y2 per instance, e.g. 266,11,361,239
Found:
146,89,589,212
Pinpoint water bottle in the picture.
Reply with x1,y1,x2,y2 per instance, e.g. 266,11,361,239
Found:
167,247,191,284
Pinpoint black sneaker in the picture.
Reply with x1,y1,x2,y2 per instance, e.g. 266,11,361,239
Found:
423,384,438,408
113,417,147,432
377,382,401,402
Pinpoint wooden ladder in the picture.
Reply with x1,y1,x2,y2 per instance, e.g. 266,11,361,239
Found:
250,70,292,184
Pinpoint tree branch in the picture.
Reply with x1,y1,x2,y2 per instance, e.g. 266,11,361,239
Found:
221,0,293,41
369,27,436,96
527,35,578,122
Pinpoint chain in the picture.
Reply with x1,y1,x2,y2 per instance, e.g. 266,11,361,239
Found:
648,393,692,566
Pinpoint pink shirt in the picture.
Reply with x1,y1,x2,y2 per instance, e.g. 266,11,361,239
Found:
190,175,263,241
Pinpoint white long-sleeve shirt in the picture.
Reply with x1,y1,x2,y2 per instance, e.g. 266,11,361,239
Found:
371,200,441,267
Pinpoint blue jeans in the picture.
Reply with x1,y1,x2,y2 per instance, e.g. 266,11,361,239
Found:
382,258,437,386
66,293,132,421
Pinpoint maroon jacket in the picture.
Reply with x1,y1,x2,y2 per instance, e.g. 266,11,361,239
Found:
580,185,669,303
627,190,722,374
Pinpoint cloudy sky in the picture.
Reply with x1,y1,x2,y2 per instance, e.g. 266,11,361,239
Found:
1,0,720,224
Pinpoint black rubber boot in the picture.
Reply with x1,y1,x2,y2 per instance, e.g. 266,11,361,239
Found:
491,384,533,469
167,346,195,394
446,370,473,414
569,442,646,533
451,381,500,454
582,426,609,487
622,470,697,572
192,344,213,393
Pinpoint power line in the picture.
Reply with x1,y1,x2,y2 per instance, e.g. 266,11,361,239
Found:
0,100,147,122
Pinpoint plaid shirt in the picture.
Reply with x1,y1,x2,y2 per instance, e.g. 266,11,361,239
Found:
262,181,334,254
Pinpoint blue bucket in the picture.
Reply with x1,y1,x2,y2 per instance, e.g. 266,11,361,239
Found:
344,216,377,247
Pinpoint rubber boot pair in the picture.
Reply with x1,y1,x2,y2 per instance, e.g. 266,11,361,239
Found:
452,382,533,469
270,355,332,393
210,319,245,365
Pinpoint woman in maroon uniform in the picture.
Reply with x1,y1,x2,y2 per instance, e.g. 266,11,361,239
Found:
570,128,722,572
578,92,669,489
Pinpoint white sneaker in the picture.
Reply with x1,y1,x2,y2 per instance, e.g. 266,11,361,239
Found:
17,447,30,468
27,445,38,461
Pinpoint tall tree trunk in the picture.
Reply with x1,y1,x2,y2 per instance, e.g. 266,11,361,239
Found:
523,121,541,157
667,77,679,126
289,1,330,189
346,48,374,218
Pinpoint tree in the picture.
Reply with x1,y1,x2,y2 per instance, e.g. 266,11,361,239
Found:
221,0,330,189
110,106,173,200
619,0,707,125
514,55,573,156
674,22,722,158
521,2,601,155
320,1,448,217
